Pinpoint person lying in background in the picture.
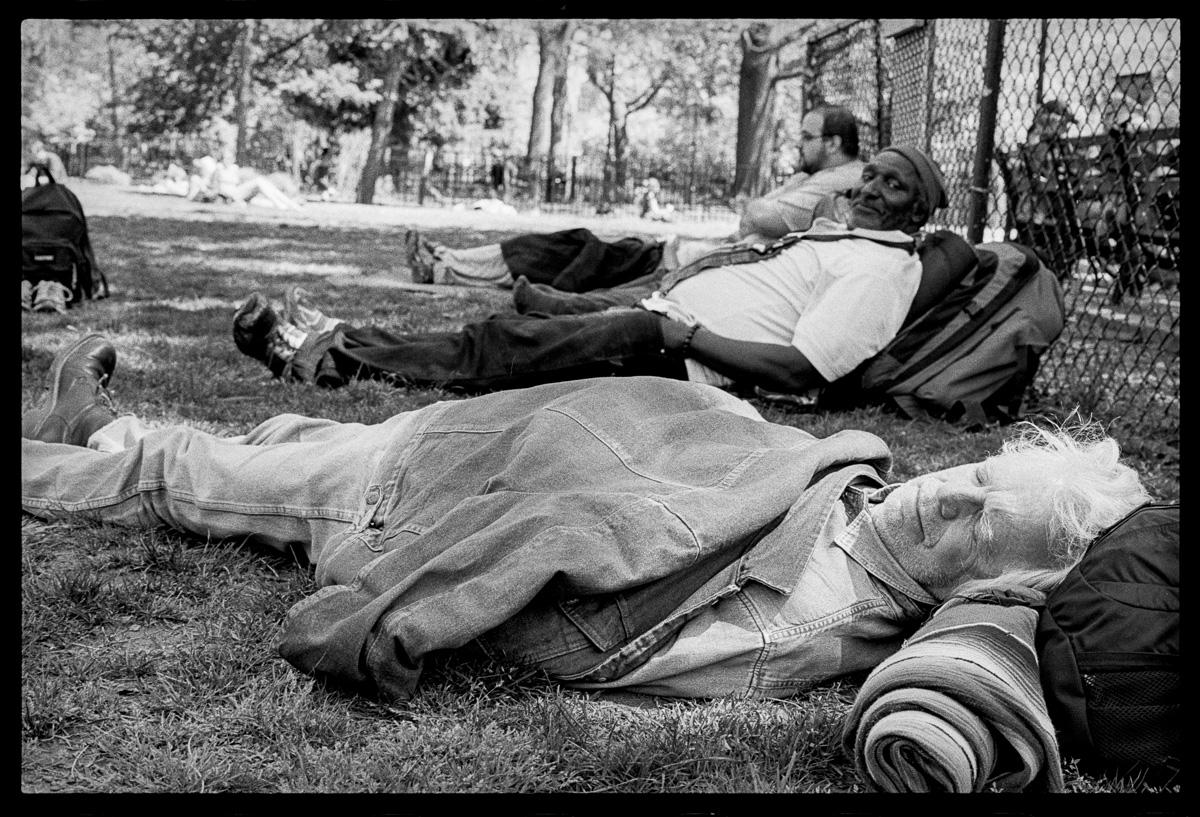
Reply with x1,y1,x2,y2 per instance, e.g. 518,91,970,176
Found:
403,105,866,291
186,155,302,211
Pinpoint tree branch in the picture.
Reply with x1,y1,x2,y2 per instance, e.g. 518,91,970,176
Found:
773,57,812,84
258,23,322,65
628,70,670,112
770,22,817,51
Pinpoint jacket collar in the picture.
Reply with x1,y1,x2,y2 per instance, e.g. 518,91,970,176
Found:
836,484,941,608
739,462,887,595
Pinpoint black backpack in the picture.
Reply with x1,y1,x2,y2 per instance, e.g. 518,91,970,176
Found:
1035,503,1180,780
22,163,107,305
821,238,1065,426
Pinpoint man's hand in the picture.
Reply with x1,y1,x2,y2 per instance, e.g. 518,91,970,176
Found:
654,314,824,394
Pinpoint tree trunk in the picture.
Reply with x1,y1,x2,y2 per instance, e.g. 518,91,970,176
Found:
610,95,630,192
733,23,780,198
544,21,575,202
234,19,255,166
357,41,406,204
525,24,556,170
105,29,124,170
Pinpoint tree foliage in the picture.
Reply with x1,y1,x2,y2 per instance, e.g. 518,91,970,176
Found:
22,18,771,204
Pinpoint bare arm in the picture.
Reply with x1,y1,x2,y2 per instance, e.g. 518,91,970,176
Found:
659,317,825,394
738,198,797,240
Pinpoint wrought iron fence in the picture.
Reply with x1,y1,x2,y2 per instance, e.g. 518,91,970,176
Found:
883,18,1179,442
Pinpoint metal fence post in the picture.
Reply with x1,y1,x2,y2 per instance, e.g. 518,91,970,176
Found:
968,19,1006,244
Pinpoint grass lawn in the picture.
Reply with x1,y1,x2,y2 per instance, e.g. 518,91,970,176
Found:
21,186,1180,794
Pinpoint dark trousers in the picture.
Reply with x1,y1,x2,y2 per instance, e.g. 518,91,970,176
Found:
326,308,687,393
513,273,660,316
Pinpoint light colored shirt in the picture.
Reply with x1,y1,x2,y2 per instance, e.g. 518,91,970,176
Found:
668,218,922,387
744,160,867,237
576,484,938,698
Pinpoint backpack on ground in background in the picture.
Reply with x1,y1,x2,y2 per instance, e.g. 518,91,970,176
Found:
22,163,107,306
1035,503,1180,781
820,239,1065,426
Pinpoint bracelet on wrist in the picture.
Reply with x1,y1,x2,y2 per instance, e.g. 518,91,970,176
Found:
679,323,701,356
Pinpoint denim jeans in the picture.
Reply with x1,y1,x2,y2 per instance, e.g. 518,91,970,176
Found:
21,410,431,564
326,308,687,391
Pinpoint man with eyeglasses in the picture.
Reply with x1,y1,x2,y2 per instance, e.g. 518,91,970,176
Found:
732,105,865,244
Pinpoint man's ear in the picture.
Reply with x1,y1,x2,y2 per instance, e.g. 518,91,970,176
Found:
827,134,843,154
907,199,930,230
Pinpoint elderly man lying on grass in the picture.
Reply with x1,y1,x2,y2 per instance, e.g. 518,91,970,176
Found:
231,144,945,400
23,334,1149,705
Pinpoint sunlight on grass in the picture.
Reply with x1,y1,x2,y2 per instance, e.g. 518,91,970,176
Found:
20,208,1181,794
195,257,369,277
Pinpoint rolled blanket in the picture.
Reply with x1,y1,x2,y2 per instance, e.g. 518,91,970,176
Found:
842,598,1063,793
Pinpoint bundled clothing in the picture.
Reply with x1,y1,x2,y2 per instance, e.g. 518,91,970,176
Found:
500,228,666,292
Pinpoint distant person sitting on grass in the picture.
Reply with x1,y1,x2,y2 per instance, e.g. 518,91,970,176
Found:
22,334,1149,702
403,105,866,289
186,155,301,211
232,144,944,402
636,176,675,222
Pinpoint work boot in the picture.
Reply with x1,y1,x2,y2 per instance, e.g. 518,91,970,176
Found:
403,228,440,284
22,333,118,446
233,292,308,377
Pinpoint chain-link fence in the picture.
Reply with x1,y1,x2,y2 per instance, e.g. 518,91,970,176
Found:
60,18,1179,439
880,18,1179,443
805,19,891,157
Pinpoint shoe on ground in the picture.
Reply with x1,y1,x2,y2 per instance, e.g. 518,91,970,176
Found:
233,292,309,376
22,333,118,446
282,286,344,335
403,228,439,284
22,279,33,311
33,280,73,313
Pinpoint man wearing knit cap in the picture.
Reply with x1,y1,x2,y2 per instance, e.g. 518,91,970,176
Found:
234,145,947,400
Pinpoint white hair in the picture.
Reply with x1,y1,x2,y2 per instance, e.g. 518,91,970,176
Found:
951,419,1151,599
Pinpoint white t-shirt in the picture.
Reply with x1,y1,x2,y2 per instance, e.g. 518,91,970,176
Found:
667,218,922,388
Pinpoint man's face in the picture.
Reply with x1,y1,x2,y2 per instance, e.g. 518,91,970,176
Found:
868,456,1055,599
846,152,923,232
797,112,830,173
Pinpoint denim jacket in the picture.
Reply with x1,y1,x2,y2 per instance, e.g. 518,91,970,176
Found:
278,377,893,701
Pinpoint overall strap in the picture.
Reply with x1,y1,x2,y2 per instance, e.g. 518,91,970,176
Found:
661,230,915,293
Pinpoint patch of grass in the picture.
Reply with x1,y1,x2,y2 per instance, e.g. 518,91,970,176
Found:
20,205,1179,794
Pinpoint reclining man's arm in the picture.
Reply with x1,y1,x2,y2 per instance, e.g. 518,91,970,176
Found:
660,318,825,394
737,186,848,244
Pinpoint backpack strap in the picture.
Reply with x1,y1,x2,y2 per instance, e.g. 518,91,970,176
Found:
660,228,916,293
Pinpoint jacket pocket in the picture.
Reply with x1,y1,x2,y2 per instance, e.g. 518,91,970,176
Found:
475,590,632,672
558,595,631,651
